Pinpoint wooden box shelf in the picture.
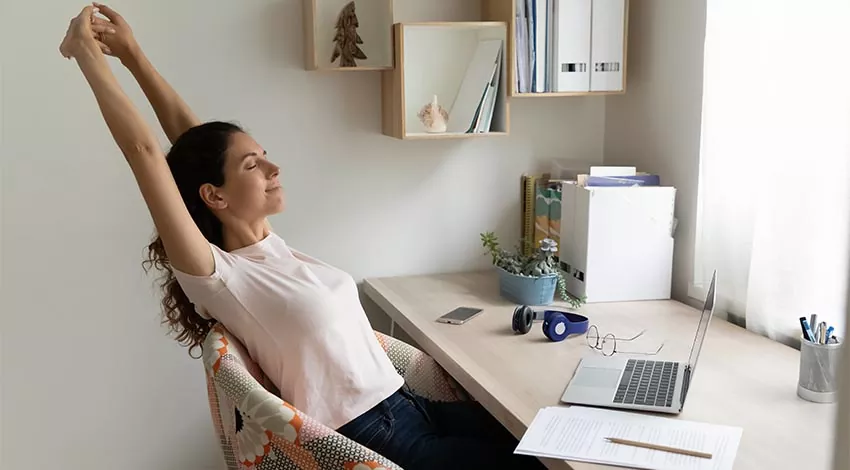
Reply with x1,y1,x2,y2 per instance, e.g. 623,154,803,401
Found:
381,22,510,140
303,0,394,71
481,0,629,97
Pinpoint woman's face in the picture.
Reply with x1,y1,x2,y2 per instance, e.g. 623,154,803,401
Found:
205,131,284,221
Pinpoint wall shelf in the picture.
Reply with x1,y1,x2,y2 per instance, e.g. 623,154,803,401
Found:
303,0,394,71
513,90,624,98
381,22,510,140
481,0,629,97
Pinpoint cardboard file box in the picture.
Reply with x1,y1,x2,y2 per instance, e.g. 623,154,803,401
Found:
559,184,676,303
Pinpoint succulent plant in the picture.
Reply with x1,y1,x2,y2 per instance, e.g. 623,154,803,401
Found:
480,231,585,309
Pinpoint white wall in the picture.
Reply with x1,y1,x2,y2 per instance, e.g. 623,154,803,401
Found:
0,0,5,462
603,0,707,304
604,4,850,466
0,0,605,468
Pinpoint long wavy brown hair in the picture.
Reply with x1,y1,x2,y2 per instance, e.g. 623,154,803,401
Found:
142,121,243,358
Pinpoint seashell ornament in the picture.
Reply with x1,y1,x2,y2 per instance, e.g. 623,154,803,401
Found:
417,94,449,133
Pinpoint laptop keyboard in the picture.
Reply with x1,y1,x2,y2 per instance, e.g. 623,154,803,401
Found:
613,359,678,408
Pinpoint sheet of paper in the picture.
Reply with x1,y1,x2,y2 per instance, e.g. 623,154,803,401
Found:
515,406,742,470
589,166,636,177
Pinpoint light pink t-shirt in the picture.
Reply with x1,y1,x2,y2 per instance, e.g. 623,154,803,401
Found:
172,232,404,430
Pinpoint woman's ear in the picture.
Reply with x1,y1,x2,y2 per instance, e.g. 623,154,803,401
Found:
199,183,228,210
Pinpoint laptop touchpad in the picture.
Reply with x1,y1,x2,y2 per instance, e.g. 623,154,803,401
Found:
572,366,622,388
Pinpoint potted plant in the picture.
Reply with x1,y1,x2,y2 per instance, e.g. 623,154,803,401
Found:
480,231,584,308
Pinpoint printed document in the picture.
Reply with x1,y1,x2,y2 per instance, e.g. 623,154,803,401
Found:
515,406,742,470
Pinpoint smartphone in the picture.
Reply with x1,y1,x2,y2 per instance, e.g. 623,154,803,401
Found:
436,306,484,325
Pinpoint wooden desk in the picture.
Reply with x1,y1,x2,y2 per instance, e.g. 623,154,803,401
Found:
364,270,836,470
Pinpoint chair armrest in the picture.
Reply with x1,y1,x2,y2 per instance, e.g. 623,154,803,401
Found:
374,331,469,403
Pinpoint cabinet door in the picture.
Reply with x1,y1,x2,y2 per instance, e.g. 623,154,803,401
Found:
589,0,626,92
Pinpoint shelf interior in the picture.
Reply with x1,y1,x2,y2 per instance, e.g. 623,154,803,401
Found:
400,23,508,137
310,0,393,69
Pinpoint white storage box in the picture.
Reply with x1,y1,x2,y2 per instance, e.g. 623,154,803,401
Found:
559,183,676,303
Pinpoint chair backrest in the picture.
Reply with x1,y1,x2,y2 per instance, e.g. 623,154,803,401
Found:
199,323,401,470
202,323,278,394
201,324,288,469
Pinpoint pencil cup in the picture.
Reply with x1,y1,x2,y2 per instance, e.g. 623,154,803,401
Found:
797,335,842,403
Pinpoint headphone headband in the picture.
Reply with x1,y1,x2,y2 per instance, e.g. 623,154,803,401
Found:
511,306,589,341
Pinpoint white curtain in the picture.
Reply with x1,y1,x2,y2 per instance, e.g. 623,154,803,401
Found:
694,0,850,344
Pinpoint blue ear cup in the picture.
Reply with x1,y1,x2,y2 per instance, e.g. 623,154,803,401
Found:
543,311,569,341
543,310,590,342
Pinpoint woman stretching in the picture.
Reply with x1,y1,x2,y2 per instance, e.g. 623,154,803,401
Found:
59,4,543,469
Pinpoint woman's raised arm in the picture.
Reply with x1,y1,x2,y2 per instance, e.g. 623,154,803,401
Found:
60,5,214,276
92,3,200,145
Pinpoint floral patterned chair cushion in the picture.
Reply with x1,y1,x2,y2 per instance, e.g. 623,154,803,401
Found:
201,323,469,469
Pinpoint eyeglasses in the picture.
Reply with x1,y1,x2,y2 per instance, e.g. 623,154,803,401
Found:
585,325,664,357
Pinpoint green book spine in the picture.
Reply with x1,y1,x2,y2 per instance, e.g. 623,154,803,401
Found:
534,183,551,249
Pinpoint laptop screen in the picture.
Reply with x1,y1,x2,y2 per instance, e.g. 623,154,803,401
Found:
686,271,717,373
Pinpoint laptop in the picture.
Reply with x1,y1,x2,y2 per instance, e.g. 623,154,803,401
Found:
560,270,717,414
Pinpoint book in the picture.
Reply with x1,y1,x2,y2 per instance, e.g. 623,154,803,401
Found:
448,39,504,133
547,184,562,257
521,174,537,254
533,182,551,248
472,48,502,133
578,174,661,187
522,174,564,255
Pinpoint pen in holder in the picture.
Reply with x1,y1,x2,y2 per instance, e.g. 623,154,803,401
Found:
797,335,842,403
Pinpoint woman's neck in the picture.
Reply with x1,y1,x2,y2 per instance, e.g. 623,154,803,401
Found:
221,219,270,252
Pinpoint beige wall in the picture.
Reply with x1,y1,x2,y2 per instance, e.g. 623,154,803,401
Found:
603,0,707,304
0,0,606,468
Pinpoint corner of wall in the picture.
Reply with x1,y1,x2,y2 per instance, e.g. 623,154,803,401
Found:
599,0,708,303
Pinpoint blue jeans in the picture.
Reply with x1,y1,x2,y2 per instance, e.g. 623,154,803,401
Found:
337,385,545,469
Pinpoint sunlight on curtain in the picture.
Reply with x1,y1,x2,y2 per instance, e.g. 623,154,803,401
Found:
694,0,850,343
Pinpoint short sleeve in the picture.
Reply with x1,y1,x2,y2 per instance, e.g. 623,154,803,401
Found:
171,243,235,320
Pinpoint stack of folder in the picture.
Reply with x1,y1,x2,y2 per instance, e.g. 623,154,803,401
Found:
514,0,626,93
447,39,503,133
521,174,562,256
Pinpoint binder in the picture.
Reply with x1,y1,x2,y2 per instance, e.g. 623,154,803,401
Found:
533,0,549,92
514,0,529,92
521,175,537,255
589,0,626,92
534,182,551,247
524,0,534,92
476,53,502,132
553,0,592,92
447,40,503,133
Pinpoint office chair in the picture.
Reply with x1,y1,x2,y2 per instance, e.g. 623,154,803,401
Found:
201,323,469,469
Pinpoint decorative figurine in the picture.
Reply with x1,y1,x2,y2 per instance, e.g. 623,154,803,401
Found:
417,95,449,133
330,1,367,67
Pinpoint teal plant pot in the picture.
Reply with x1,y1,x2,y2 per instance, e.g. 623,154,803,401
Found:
497,268,557,306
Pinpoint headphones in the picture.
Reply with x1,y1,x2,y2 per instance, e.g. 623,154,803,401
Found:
511,305,589,342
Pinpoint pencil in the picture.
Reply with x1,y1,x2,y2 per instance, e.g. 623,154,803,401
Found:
604,437,713,459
